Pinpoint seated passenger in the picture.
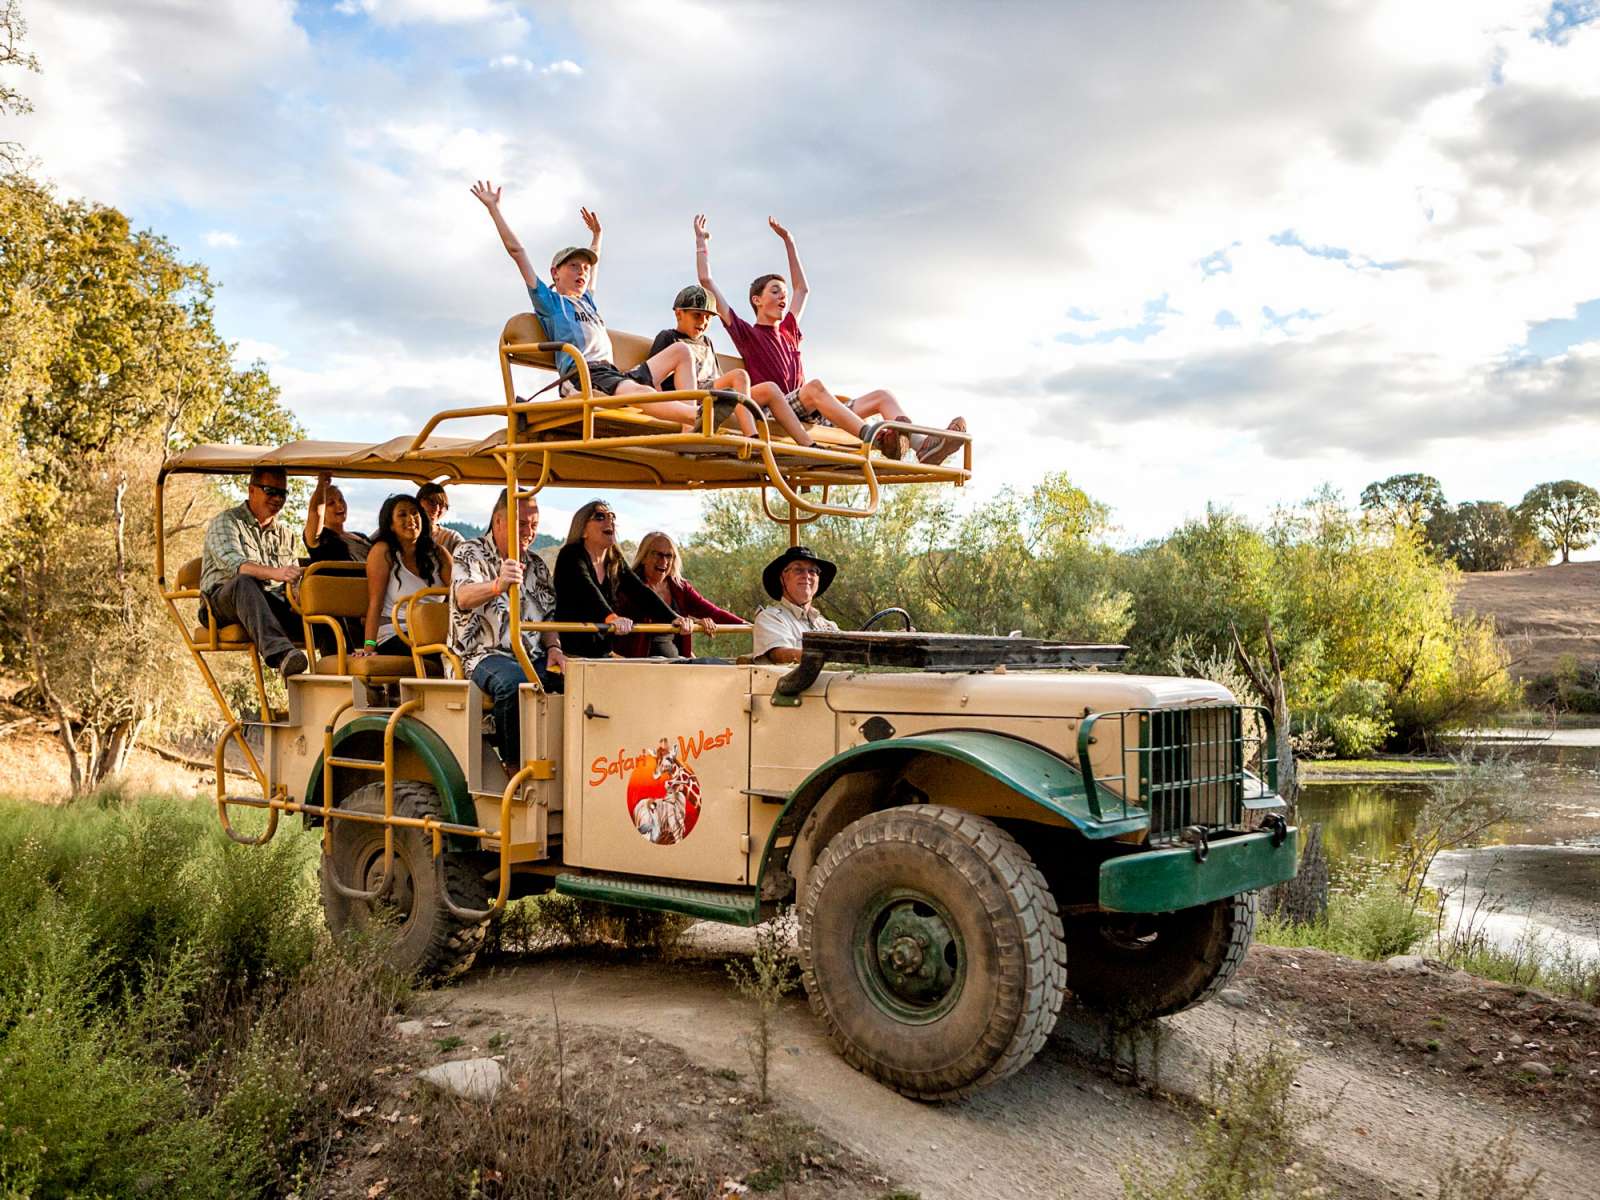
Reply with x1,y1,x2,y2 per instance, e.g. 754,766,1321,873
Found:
417,482,461,557
694,214,967,464
552,500,678,659
449,489,566,770
304,472,373,562
470,179,708,428
354,493,452,661
615,531,744,659
199,466,308,680
646,286,759,436
751,546,840,665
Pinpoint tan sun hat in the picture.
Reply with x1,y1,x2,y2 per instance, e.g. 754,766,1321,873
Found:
550,245,598,271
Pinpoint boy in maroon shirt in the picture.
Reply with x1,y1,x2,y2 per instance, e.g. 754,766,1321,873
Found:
694,214,966,464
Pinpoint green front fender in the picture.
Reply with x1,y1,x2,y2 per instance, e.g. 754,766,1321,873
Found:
304,715,474,848
754,729,1147,890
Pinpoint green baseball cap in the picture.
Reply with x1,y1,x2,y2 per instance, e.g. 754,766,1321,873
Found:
550,245,598,271
672,284,716,314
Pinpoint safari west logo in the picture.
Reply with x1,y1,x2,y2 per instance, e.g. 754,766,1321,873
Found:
589,727,735,846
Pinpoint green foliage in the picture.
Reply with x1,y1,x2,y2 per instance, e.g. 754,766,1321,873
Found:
727,912,802,1103
1516,479,1600,564
1121,1041,1325,1200
1425,501,1545,572
1124,493,1517,748
1360,472,1445,531
1318,678,1394,759
0,172,301,789
0,794,333,1196
1256,880,1429,961
1433,1132,1542,1200
681,473,1132,644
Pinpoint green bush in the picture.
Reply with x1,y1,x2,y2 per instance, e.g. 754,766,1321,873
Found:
1318,678,1394,759
0,795,346,1196
1257,882,1429,961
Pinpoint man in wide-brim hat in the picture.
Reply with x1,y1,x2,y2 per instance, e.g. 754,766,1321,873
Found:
752,545,840,664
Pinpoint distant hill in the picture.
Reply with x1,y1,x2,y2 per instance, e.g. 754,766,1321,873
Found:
1454,562,1600,680
442,521,558,552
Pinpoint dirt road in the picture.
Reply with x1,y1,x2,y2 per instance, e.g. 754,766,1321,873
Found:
436,933,1597,1199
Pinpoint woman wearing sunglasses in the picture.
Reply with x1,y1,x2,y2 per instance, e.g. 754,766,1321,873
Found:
616,531,743,659
553,500,680,658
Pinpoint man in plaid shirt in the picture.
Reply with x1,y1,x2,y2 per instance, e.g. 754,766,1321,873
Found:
200,466,309,680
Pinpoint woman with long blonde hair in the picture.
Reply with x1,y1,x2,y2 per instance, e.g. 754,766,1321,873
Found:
616,531,743,658
553,499,679,657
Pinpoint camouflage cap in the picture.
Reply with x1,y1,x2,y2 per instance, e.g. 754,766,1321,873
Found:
672,284,716,314
550,245,598,271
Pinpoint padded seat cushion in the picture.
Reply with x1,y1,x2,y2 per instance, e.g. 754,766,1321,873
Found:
313,654,415,679
192,623,252,648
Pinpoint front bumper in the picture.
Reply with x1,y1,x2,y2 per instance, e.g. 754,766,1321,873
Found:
1098,826,1299,913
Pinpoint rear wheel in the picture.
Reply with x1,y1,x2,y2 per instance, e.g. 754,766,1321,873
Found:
1064,891,1255,1021
319,779,489,980
798,804,1066,1100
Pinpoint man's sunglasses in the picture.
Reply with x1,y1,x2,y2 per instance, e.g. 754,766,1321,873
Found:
254,484,289,499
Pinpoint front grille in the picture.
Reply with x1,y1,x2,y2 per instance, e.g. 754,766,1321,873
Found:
1077,704,1274,842
1143,707,1241,842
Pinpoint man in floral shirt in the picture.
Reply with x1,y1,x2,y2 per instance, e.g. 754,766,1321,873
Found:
449,489,565,769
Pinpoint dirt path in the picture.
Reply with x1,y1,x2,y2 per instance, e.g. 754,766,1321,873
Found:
435,936,1596,1199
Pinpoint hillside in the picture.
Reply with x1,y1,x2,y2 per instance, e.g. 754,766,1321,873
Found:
1454,560,1600,680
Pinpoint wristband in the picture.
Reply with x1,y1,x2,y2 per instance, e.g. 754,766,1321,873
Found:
364,639,377,648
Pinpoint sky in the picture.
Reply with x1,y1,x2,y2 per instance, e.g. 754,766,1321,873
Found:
9,0,1600,548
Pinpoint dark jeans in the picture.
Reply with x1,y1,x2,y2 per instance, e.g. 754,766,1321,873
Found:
471,651,562,768
204,575,299,666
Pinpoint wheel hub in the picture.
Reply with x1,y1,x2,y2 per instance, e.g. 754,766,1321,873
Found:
364,849,415,920
857,892,962,1020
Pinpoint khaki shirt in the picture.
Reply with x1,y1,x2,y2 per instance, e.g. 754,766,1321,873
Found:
752,597,839,660
200,502,298,594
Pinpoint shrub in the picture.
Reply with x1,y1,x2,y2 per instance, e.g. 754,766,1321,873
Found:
1257,881,1429,961
1121,1040,1325,1199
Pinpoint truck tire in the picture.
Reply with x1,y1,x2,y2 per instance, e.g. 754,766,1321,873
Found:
319,779,489,981
1064,891,1255,1021
798,804,1066,1101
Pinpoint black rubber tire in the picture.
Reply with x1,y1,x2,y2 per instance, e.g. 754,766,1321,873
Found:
319,779,489,981
1064,891,1256,1021
798,804,1067,1101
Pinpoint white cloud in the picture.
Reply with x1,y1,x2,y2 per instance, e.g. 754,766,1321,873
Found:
203,230,240,248
17,0,1600,543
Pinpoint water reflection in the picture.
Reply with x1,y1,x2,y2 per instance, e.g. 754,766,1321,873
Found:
1297,781,1430,870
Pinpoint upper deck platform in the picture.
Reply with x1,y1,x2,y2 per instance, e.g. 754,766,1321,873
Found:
161,313,971,521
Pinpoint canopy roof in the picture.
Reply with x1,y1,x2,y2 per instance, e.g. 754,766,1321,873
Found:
160,414,969,497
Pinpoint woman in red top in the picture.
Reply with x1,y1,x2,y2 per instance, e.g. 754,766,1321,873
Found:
615,531,744,658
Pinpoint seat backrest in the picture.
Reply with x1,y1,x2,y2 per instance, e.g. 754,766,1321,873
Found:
408,594,451,648
500,311,747,382
298,562,369,619
176,557,202,590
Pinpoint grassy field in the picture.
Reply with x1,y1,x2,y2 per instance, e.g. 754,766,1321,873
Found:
1299,758,1458,777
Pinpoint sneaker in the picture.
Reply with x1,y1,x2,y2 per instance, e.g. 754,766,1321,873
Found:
279,649,309,680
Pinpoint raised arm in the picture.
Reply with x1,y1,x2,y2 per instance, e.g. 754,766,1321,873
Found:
471,180,539,290
769,216,808,322
694,214,737,326
581,206,603,287
303,471,331,551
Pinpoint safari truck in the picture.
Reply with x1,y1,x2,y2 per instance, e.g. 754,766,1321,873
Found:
156,313,1297,1100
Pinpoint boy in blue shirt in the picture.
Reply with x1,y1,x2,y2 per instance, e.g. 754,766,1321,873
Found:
471,180,703,427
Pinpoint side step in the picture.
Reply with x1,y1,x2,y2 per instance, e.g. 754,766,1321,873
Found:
553,873,760,926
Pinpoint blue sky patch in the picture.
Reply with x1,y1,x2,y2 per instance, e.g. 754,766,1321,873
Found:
1057,295,1173,345
1523,298,1600,358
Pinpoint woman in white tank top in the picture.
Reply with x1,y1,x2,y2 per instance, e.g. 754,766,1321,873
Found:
352,493,452,660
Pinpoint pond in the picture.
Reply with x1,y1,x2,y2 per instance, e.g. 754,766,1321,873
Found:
1298,746,1600,957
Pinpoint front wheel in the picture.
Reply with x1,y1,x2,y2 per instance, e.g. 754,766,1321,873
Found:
320,779,490,981
1063,892,1256,1021
798,804,1066,1100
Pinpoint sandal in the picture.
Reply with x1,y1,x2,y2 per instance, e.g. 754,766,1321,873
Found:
914,417,968,466
859,418,907,460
